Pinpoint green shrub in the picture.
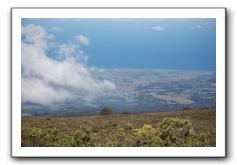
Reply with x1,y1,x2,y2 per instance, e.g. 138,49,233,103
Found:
133,124,153,146
132,124,163,146
71,127,98,147
182,107,192,111
158,118,196,147
21,127,47,147
99,107,113,115
121,122,134,131
197,131,216,146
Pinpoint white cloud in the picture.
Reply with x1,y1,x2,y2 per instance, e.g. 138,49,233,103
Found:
58,43,78,57
196,25,203,29
48,34,55,40
22,78,73,104
74,35,90,46
57,43,88,64
21,24,115,105
51,26,64,31
22,24,49,48
153,25,164,31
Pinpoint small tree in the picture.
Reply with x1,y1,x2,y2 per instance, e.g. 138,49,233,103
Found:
99,107,113,115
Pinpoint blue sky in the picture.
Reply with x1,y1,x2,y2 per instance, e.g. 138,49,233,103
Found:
22,18,216,70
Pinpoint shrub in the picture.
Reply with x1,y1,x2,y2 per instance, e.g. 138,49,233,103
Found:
132,124,164,146
158,118,196,146
200,107,209,110
99,107,113,115
72,127,97,147
197,131,216,146
182,107,192,111
21,127,47,147
123,112,131,115
133,124,153,146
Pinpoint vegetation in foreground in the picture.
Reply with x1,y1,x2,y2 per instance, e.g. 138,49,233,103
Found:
21,109,216,147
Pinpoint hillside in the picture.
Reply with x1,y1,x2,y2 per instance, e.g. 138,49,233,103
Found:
21,108,216,147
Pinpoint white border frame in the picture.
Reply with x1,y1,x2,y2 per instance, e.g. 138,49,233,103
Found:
11,8,226,157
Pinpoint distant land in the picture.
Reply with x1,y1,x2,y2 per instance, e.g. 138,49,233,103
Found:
22,69,216,117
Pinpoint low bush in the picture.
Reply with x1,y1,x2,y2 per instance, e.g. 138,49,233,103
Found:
158,118,196,146
99,107,113,115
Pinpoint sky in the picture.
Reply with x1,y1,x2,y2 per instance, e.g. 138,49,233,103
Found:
22,18,216,70
21,18,216,105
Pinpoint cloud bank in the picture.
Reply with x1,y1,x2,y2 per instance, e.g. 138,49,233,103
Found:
21,24,115,105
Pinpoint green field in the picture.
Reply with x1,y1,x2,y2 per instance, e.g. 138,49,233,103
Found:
21,109,216,147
